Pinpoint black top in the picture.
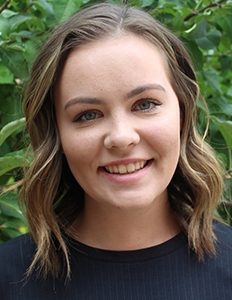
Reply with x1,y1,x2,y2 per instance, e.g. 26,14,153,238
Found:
0,221,232,299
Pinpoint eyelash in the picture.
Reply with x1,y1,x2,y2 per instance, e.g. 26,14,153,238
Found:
133,98,161,112
73,99,161,123
73,110,102,123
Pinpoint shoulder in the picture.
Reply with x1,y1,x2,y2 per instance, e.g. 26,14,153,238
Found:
214,221,232,240
0,233,35,253
213,221,232,252
0,234,36,271
0,234,36,296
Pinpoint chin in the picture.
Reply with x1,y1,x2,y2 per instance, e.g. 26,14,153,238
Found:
111,196,159,211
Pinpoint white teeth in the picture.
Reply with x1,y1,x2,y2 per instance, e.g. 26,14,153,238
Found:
118,165,127,174
140,161,145,168
108,166,114,173
135,162,140,170
127,163,135,173
113,165,118,173
105,160,147,174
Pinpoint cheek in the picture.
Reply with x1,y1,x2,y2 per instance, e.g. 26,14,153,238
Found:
145,116,181,150
61,131,100,166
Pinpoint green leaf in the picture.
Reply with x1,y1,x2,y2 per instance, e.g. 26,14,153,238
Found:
4,148,27,158
216,14,232,42
170,15,185,31
185,40,204,70
9,30,37,40
0,156,25,176
0,63,14,84
53,0,83,22
208,95,232,116
1,9,17,18
0,15,11,40
227,86,232,98
0,193,25,222
7,44,25,52
0,118,26,147
196,30,221,50
33,0,54,16
210,117,232,150
26,16,46,32
203,71,221,93
0,149,30,177
187,19,221,50
188,18,209,40
0,215,6,226
4,217,26,229
0,228,23,240
219,35,232,52
140,0,156,8
0,48,29,79
23,39,40,66
9,14,34,31
220,55,232,75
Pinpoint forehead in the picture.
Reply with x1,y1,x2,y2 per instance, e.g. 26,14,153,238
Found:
58,33,170,84
53,34,178,117
67,32,165,59
53,34,175,109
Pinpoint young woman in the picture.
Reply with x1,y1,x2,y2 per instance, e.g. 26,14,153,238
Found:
0,3,231,299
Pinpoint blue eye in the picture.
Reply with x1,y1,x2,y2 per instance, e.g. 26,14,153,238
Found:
73,110,101,123
138,101,152,110
82,112,97,120
134,99,160,112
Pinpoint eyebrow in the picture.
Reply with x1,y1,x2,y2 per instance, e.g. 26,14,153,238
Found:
64,83,165,110
64,97,104,110
126,84,165,99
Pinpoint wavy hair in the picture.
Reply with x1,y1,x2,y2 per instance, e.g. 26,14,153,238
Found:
20,2,223,279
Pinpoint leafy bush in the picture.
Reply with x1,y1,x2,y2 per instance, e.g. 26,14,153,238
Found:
0,0,231,243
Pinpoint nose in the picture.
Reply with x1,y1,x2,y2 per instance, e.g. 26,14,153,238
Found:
104,115,140,150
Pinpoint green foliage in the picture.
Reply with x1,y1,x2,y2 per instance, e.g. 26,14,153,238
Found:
0,0,231,243
0,117,28,240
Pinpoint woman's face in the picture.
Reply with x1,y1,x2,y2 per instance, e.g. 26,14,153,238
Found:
55,34,182,211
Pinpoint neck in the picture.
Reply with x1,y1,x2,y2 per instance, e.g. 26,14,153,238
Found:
67,193,180,250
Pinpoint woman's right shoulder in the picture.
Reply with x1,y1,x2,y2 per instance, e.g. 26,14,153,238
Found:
0,234,38,297
0,234,36,267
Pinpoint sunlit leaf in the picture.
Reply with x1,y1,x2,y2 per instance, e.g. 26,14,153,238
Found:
33,0,54,16
0,156,27,176
0,193,25,222
53,0,83,22
188,18,209,39
9,14,34,30
0,15,11,40
0,118,26,147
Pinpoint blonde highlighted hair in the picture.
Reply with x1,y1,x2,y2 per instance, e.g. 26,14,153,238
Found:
21,2,223,279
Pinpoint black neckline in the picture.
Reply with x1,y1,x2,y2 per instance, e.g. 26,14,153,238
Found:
67,232,187,263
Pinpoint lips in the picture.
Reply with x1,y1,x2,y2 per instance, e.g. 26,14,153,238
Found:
104,160,149,174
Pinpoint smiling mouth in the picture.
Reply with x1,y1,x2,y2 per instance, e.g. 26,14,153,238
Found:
103,160,151,175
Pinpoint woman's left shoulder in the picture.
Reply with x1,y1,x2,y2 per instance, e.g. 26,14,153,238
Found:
214,221,232,249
